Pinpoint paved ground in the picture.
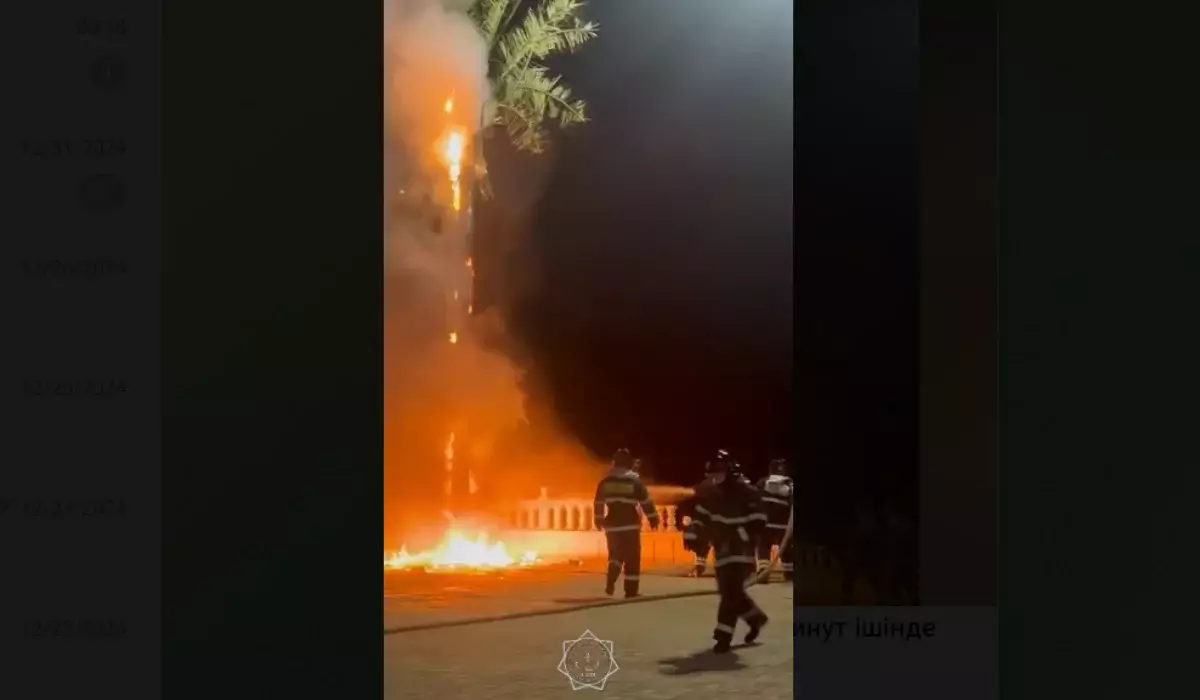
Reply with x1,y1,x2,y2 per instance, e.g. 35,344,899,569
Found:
384,569,717,630
385,582,793,699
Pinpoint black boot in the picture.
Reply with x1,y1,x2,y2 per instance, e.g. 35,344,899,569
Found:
712,627,735,653
605,581,615,596
744,614,769,644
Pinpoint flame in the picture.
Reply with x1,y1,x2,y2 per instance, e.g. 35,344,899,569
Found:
448,331,458,344
436,124,467,213
440,130,466,177
384,530,539,570
444,96,454,114
444,432,455,496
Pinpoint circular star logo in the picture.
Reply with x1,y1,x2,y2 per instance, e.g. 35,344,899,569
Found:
557,629,618,690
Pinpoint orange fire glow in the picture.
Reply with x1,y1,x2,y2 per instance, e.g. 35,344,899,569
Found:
444,432,456,497
384,529,538,570
436,123,466,213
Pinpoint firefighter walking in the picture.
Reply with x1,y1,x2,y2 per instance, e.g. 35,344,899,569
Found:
594,448,660,597
755,458,795,582
682,450,769,653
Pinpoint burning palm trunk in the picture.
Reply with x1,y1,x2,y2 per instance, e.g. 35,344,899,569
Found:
440,93,475,514
384,0,530,565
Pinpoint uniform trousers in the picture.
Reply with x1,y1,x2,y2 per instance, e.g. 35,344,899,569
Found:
712,556,767,643
605,530,642,595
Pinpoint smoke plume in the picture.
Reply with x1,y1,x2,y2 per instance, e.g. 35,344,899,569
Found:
384,0,602,550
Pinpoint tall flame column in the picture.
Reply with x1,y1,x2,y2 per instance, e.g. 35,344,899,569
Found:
438,96,477,512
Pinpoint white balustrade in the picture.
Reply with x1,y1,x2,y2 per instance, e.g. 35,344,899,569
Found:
509,498,686,532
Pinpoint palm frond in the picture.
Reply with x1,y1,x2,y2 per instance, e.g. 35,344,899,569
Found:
473,0,597,154
470,0,515,50
497,0,597,77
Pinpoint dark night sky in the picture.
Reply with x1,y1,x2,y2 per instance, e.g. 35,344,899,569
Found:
794,2,919,527
478,0,917,522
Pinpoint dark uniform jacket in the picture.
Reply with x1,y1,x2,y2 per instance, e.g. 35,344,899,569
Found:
674,478,710,531
676,475,752,530
593,468,660,532
755,475,794,531
683,477,767,567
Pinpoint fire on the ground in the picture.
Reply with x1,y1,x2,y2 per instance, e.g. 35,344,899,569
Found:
384,529,538,571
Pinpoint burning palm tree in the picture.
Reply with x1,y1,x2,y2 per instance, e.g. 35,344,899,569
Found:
384,0,599,570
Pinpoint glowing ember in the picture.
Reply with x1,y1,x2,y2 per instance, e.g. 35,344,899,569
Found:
384,530,539,570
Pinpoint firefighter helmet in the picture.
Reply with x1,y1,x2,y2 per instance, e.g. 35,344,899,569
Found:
612,448,634,470
705,449,734,475
768,458,789,476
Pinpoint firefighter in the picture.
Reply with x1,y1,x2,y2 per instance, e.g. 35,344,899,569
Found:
682,450,769,653
594,448,660,597
755,458,795,582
